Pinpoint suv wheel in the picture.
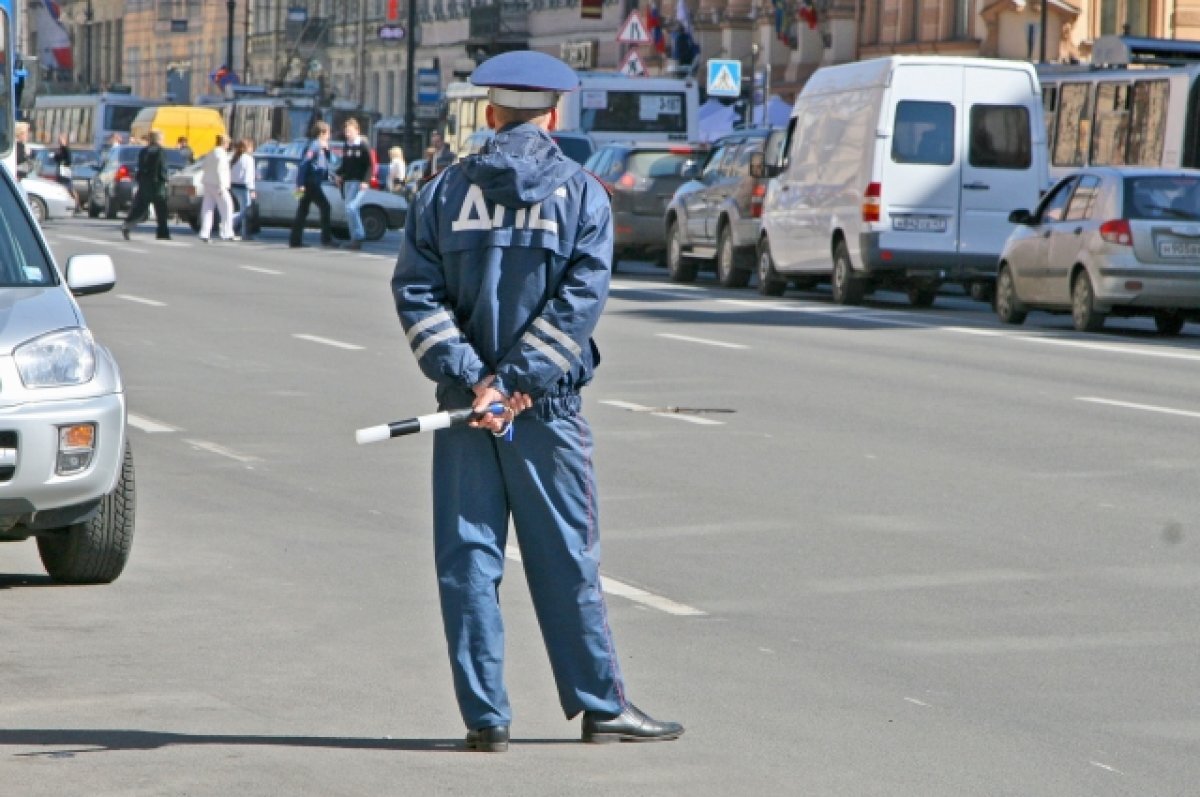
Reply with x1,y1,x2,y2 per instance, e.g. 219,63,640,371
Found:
716,224,751,288
37,443,136,584
666,220,698,283
830,240,865,305
1154,310,1185,336
104,191,118,219
756,238,787,296
87,195,101,218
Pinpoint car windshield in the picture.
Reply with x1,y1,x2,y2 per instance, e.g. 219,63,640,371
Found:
0,174,56,287
1126,175,1200,220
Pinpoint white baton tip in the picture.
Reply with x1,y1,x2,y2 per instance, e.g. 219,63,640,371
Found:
355,425,392,445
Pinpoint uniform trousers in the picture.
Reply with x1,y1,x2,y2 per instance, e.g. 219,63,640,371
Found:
432,413,627,731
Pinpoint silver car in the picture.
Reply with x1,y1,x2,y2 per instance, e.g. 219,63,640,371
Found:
997,168,1200,335
0,166,135,583
22,175,77,222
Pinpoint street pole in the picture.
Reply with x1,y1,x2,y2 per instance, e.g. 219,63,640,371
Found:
404,0,416,161
1039,0,1048,63
84,0,93,89
357,0,368,107
227,0,237,75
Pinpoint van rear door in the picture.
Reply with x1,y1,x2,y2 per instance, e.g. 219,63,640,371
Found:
880,66,962,263
959,67,1041,268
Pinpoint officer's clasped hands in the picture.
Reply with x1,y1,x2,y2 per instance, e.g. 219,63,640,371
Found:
470,376,533,434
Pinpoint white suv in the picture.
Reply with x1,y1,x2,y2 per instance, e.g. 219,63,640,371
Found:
0,163,135,583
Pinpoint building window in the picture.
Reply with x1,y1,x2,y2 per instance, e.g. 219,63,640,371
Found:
910,0,921,42
951,0,969,38
1100,0,1150,36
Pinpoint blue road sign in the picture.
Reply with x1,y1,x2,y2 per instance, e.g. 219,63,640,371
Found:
706,58,741,98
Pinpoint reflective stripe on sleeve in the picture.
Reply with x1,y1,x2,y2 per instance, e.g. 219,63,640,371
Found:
532,318,582,360
521,331,572,373
405,309,455,345
412,326,460,361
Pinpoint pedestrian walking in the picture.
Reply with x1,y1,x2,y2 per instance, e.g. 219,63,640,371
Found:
288,121,337,248
198,134,237,242
51,133,81,212
121,129,171,240
230,138,257,241
336,118,375,251
15,121,32,181
386,146,406,194
177,136,194,164
391,50,683,753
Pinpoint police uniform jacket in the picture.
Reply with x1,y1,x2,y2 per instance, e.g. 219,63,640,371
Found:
392,123,613,418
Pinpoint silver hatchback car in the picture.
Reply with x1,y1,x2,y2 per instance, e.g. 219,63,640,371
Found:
997,167,1200,334
0,165,135,583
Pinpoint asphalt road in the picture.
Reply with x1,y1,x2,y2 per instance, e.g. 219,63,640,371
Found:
3,217,1199,795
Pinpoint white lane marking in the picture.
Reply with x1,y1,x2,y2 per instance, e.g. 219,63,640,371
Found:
117,294,166,307
123,247,149,254
54,233,115,245
657,332,748,350
1019,334,1200,362
1077,397,1200,420
1090,761,1125,776
600,399,725,426
506,546,706,616
127,413,178,433
241,265,283,275
903,697,930,707
182,439,259,463
292,333,364,351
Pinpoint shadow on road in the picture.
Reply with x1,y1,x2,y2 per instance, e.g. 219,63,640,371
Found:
0,729,577,755
0,573,58,590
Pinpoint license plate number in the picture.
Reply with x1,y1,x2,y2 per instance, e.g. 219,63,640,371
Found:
1158,240,1200,258
892,215,947,233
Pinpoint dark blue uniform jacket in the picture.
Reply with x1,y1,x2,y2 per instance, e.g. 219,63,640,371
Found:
392,123,613,417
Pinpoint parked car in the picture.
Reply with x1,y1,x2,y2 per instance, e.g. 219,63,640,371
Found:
996,167,1200,335
0,161,136,584
584,142,707,267
167,154,407,240
89,145,189,219
21,175,77,222
757,55,1046,305
664,128,782,286
31,147,99,208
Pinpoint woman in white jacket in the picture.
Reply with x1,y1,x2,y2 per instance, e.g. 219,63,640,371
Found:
199,135,237,242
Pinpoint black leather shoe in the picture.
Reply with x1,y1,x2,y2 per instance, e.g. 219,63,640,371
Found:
465,724,509,752
581,704,683,743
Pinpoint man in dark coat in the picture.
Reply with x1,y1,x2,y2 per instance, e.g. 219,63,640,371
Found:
121,129,171,240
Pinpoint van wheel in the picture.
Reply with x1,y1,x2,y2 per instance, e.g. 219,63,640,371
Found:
907,286,937,308
666,220,698,283
1071,270,1106,332
756,239,787,296
995,266,1026,325
830,241,864,305
37,443,136,584
1154,310,1185,336
716,224,751,288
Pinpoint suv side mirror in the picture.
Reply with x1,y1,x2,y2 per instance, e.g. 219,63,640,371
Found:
680,160,702,179
749,151,782,179
1008,208,1034,225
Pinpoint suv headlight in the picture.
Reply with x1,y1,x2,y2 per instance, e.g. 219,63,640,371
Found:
14,328,97,388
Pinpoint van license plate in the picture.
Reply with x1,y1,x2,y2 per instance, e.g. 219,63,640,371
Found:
892,215,947,233
1158,240,1200,258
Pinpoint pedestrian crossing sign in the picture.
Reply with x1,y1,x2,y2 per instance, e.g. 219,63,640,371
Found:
619,49,648,77
707,59,742,98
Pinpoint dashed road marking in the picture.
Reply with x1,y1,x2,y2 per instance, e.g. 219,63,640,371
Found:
241,265,283,275
1077,396,1200,420
292,333,364,351
506,546,706,616
600,399,725,426
127,413,178,433
182,438,259,463
657,332,748,349
117,294,166,307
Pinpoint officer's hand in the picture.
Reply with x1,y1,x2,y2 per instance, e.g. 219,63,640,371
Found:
506,392,533,417
470,377,509,433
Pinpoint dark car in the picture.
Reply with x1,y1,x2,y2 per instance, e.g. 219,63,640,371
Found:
663,128,784,286
584,142,707,268
88,145,188,219
550,131,596,166
32,148,100,209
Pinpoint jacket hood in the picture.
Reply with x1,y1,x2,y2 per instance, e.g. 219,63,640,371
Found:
461,124,579,208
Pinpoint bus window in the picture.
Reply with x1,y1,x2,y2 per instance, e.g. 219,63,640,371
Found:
105,104,143,134
582,91,686,135
1042,85,1058,152
1090,82,1130,166
1053,82,1091,167
1127,79,1169,166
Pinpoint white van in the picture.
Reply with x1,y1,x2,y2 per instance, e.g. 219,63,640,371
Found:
756,56,1047,306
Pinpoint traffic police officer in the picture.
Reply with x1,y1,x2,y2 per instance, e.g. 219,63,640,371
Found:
391,50,684,751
